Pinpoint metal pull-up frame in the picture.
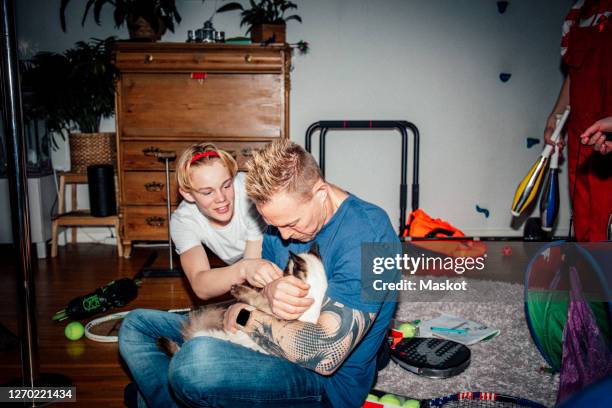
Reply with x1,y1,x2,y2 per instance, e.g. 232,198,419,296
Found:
305,120,420,236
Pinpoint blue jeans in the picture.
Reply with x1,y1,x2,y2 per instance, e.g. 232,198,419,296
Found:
119,309,332,408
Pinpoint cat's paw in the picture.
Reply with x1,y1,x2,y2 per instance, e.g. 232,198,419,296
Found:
231,284,260,305
230,284,247,299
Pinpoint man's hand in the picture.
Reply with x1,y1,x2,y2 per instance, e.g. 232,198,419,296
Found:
223,302,253,333
544,114,566,149
263,276,314,320
239,259,283,288
580,116,612,155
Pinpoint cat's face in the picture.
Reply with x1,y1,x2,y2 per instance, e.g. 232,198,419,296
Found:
282,243,328,325
284,244,322,281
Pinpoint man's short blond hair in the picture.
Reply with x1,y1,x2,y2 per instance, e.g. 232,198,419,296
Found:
176,142,238,191
246,139,322,205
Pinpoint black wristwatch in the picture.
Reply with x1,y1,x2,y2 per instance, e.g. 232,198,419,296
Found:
236,307,252,327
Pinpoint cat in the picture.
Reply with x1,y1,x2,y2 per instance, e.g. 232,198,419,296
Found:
157,243,327,356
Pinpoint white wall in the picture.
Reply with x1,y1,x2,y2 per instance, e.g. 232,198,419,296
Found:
15,0,574,239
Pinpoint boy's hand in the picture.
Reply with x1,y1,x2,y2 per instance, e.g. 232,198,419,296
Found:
263,276,314,320
240,259,283,288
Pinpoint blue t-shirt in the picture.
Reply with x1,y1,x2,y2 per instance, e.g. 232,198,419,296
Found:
262,194,399,408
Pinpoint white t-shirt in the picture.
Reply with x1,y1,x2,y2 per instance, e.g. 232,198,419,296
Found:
170,172,266,264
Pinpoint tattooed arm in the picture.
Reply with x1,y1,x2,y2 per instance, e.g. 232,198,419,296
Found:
241,296,376,375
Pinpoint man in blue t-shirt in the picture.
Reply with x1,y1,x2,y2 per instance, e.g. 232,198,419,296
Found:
167,139,398,408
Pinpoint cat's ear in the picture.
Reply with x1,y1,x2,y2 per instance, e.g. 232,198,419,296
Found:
287,250,307,277
283,251,299,276
288,251,309,280
288,250,301,263
308,243,321,259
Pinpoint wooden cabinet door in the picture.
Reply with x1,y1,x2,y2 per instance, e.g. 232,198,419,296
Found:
120,73,284,139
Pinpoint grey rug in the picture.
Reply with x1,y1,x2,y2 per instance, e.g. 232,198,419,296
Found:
374,278,559,407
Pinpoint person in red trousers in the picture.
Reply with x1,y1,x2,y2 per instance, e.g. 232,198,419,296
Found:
544,0,612,242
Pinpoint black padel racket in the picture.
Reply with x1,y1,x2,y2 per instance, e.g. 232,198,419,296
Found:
390,337,471,378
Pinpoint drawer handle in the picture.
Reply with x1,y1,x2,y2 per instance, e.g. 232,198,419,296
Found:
145,54,154,63
241,147,258,157
145,216,165,227
142,146,161,156
226,150,238,158
144,181,164,192
245,54,253,63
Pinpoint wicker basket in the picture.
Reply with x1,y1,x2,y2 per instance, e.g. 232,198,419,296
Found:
69,132,116,174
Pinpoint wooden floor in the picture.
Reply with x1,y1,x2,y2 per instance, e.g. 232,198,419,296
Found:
0,243,221,408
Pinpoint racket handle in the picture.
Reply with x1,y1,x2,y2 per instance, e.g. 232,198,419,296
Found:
53,278,138,321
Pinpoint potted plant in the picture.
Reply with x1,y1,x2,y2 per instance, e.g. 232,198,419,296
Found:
22,37,118,172
59,0,183,42
216,0,302,43
20,53,69,149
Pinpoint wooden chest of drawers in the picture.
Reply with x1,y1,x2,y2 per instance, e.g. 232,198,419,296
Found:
114,43,291,257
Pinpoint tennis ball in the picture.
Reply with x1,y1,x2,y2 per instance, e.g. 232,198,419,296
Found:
366,394,379,402
398,322,417,338
403,399,420,408
64,321,84,341
380,394,402,406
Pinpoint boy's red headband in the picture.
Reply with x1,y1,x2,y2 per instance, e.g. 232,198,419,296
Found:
191,151,219,163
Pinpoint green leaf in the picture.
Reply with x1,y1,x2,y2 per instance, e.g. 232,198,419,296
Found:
240,14,250,28
284,14,302,23
284,1,297,8
59,0,72,32
93,0,106,26
163,15,175,33
113,6,126,28
280,3,297,13
216,2,244,13
172,5,181,24
80,0,96,27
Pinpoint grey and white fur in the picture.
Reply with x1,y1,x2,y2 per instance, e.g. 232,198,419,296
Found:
158,243,327,355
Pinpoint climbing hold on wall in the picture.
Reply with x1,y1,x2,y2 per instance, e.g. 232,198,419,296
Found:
527,138,540,148
475,205,490,218
499,72,512,82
